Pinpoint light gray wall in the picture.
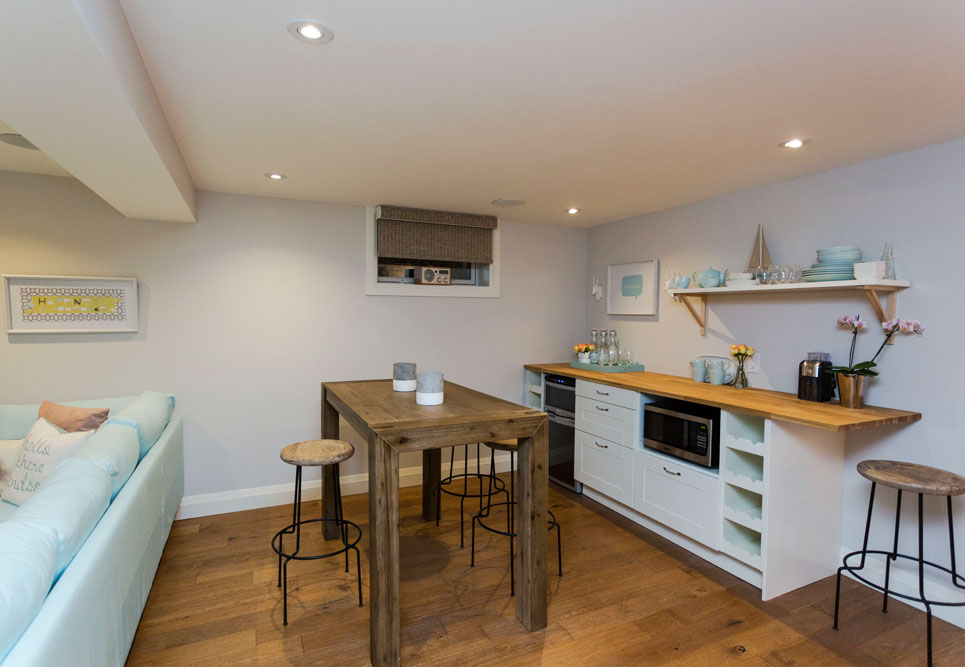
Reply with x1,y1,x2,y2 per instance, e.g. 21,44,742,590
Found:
586,138,964,564
0,172,588,497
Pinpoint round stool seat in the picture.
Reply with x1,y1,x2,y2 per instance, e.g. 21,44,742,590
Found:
485,438,518,452
857,460,965,496
280,439,354,466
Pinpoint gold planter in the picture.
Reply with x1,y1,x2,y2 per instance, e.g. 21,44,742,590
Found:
836,373,867,409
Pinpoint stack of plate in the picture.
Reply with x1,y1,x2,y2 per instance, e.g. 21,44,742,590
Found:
854,261,886,281
802,246,861,282
725,272,757,288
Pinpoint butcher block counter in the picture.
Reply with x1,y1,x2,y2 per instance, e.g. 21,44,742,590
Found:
524,363,920,432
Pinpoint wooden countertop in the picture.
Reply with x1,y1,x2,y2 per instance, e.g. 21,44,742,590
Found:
525,363,921,432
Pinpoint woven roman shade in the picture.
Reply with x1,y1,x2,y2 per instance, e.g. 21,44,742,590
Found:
376,205,498,264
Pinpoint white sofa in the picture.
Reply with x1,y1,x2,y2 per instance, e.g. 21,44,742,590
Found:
0,393,183,666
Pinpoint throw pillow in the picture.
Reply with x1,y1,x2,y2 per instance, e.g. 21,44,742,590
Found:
0,440,23,497
38,400,109,432
1,419,91,506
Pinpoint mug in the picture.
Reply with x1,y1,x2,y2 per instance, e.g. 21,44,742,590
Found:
705,358,724,370
708,368,726,385
690,359,706,382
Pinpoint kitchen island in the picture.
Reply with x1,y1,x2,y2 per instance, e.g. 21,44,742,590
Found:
523,363,921,600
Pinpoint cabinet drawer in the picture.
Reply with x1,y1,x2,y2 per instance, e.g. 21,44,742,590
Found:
576,379,639,410
576,396,639,448
633,451,719,550
576,430,633,504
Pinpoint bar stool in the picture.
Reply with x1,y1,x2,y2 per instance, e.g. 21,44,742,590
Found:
470,438,562,596
437,443,507,547
271,439,363,625
833,460,965,666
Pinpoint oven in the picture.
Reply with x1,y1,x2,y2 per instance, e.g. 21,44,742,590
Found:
543,374,581,493
643,399,720,468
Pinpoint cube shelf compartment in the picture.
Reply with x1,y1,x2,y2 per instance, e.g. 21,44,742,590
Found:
721,519,763,570
723,483,763,532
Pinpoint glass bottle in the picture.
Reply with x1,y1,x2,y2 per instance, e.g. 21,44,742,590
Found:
608,329,618,366
589,330,599,364
597,330,609,365
881,242,896,280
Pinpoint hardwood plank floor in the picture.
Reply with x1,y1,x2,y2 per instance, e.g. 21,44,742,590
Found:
128,478,965,665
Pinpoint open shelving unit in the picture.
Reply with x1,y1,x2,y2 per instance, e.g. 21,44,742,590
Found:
719,411,767,571
669,279,910,338
522,368,542,410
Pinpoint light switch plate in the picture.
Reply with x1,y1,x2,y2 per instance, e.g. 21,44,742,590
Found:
745,354,760,374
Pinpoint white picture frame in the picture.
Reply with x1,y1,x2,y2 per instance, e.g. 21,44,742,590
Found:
3,275,138,334
607,259,659,315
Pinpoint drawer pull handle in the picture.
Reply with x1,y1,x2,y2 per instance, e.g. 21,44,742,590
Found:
596,390,610,396
595,441,608,449
663,466,681,477
595,405,609,412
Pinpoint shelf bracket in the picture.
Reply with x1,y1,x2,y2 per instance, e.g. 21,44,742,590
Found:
675,294,707,336
863,287,898,344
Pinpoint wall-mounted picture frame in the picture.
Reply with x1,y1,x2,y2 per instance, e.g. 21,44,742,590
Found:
607,259,659,316
3,275,138,334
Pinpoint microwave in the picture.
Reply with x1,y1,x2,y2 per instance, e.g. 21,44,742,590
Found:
643,400,720,468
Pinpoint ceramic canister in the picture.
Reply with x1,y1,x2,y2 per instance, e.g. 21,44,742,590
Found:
416,371,444,405
393,362,417,392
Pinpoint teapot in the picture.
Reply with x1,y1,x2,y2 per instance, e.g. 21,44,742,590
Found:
692,267,727,288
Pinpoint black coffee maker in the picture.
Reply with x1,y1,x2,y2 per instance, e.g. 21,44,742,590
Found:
798,352,834,402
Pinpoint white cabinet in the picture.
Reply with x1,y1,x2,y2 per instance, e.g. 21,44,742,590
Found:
576,396,640,447
633,450,719,550
576,430,633,504
575,379,639,410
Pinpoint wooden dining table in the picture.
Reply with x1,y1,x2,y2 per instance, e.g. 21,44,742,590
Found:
320,379,549,666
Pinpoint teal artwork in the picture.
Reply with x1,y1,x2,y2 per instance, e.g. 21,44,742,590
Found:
621,274,644,299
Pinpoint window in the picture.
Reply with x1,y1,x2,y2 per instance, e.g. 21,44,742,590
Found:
364,206,500,297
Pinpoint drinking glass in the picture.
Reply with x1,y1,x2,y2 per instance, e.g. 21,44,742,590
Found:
621,348,633,366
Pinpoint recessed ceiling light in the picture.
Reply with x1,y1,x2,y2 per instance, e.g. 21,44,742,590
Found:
0,133,39,150
264,172,287,180
782,138,808,149
567,208,581,215
492,198,527,207
287,20,334,45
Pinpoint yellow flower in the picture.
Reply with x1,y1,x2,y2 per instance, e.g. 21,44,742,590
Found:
573,345,579,352
589,344,595,350
746,346,755,356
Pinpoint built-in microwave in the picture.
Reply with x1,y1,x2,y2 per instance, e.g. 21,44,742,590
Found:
643,399,720,468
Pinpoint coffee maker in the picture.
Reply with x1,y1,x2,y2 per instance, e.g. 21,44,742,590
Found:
798,352,834,402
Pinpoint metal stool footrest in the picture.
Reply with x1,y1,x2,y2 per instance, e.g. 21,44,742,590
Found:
839,549,965,607
271,517,362,562
474,501,560,538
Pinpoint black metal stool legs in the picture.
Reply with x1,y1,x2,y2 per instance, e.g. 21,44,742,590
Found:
834,481,877,630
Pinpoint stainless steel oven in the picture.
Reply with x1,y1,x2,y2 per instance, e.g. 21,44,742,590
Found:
543,374,581,493
643,399,720,468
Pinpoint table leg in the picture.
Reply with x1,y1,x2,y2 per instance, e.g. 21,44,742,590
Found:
422,449,441,521
516,418,548,631
369,434,400,666
321,389,340,540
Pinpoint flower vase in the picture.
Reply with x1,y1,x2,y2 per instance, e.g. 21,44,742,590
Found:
577,352,590,364
733,360,749,389
836,373,866,409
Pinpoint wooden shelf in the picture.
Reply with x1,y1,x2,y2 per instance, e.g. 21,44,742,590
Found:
669,279,910,340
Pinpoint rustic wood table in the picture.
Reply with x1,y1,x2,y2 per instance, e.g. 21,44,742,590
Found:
321,379,549,666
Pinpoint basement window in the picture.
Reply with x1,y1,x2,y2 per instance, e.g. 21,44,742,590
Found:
364,206,500,297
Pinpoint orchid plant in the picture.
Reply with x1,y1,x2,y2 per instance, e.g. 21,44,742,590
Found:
830,314,924,377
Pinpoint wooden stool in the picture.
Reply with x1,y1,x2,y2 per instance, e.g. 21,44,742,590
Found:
271,439,362,625
471,438,562,596
834,460,965,666
436,443,507,547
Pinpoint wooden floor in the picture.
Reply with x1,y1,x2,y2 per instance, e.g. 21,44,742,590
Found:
128,479,965,666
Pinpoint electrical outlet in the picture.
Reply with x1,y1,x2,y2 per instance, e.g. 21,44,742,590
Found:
745,354,761,374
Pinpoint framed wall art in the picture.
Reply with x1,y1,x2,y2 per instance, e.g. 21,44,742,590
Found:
607,259,658,316
3,275,138,334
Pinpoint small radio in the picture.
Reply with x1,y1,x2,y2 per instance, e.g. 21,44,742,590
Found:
414,267,451,285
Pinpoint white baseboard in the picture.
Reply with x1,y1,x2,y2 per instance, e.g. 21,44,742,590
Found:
175,454,513,520
838,545,965,629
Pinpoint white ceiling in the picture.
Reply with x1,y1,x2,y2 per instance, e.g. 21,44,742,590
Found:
4,1,965,227
0,120,71,177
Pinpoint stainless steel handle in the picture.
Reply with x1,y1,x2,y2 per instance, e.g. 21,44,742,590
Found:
595,441,608,449
595,405,609,412
596,390,610,396
663,466,681,476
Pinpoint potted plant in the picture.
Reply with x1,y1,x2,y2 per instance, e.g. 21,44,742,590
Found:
573,343,594,364
830,315,924,408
